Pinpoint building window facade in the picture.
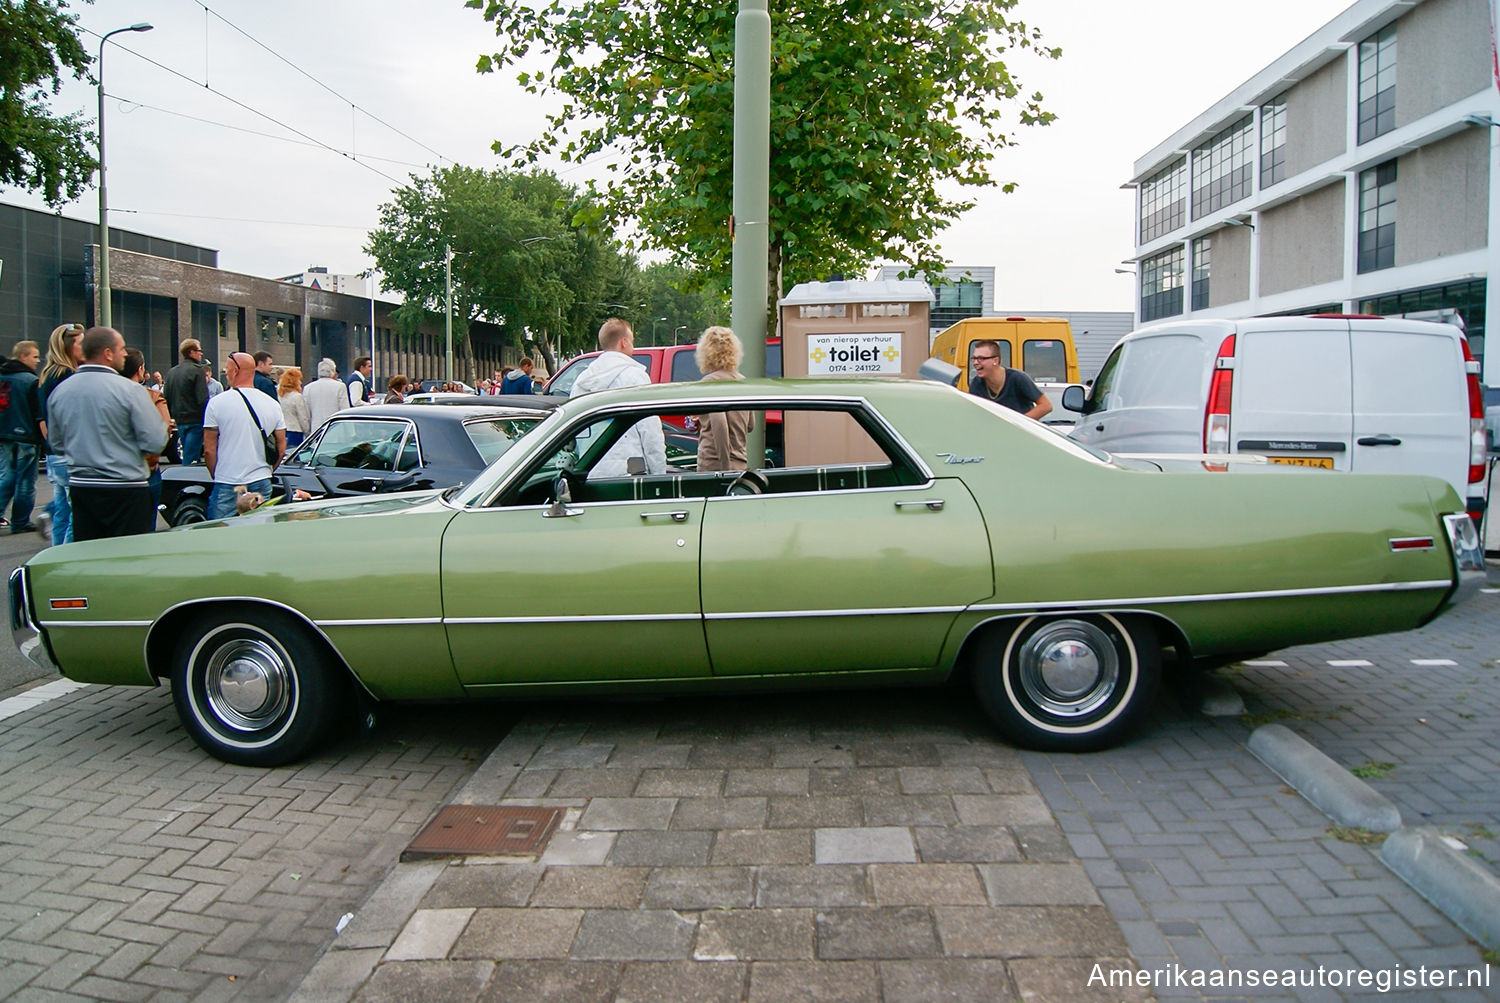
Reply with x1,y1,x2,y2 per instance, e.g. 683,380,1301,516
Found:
1139,158,1187,242
1358,23,1396,144
930,279,984,329
1192,115,1254,218
1362,278,1487,367
1141,246,1185,322
1358,160,1397,273
1191,238,1212,310
1260,95,1287,188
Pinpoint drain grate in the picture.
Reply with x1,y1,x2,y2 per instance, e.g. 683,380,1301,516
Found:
402,804,562,861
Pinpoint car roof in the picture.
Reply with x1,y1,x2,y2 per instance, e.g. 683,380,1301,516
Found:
344,402,557,422
555,376,952,410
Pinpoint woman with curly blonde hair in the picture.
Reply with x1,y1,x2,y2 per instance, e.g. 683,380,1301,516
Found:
693,326,753,471
38,323,85,544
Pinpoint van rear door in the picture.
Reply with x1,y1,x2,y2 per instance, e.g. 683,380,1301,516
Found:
1347,320,1468,496
1232,322,1353,471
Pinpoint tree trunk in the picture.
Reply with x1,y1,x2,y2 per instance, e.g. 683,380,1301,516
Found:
535,331,558,377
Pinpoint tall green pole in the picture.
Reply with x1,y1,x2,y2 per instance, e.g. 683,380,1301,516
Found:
731,0,770,466
444,244,454,383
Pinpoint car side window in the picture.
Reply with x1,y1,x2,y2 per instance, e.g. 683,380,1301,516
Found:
308,420,410,471
1088,347,1124,413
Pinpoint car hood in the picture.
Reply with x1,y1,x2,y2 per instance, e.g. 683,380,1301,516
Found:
175,487,450,529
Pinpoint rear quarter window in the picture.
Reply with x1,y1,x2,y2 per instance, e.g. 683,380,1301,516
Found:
1021,340,1067,382
671,351,702,383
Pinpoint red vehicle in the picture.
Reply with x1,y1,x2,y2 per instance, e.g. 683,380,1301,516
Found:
543,340,783,396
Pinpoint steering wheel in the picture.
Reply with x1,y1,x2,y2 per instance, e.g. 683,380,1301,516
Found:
726,468,770,496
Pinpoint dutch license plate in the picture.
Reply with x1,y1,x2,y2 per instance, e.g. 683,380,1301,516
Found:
1268,456,1333,469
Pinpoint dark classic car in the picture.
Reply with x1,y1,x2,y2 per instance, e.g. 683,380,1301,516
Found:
10,379,1484,766
159,401,558,524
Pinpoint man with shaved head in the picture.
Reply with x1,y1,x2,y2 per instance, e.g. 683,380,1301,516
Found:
203,351,286,520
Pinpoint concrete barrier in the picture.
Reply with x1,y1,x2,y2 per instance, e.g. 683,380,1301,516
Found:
1247,724,1401,833
1381,826,1500,952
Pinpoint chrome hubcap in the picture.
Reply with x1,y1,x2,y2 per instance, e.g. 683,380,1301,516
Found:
204,637,290,732
1016,620,1119,718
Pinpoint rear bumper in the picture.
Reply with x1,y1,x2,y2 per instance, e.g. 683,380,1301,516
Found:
1441,513,1486,609
8,567,57,670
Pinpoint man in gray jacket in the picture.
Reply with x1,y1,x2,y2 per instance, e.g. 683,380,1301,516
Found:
46,327,171,541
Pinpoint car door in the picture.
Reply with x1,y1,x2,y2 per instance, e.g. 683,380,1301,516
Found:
1069,332,1209,454
1231,324,1353,471
699,406,992,676
1348,322,1469,494
440,413,710,687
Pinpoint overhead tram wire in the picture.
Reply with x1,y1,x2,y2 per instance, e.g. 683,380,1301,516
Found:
186,0,454,167
80,26,406,187
112,96,438,171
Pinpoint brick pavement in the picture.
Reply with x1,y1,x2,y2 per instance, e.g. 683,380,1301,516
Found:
305,690,1148,1003
1023,583,1500,1002
0,683,506,1001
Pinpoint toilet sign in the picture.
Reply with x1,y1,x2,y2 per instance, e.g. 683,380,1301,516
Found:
806,333,902,375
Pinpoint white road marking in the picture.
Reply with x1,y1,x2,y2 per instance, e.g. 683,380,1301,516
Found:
1481,587,1500,594
0,679,89,723
1410,658,1457,666
1326,659,1374,667
1241,659,1288,667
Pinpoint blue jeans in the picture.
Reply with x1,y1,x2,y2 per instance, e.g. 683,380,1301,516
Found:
44,454,72,544
179,424,204,465
0,441,37,530
208,478,271,521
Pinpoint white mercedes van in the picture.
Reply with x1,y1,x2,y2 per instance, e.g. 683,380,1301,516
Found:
1063,315,1488,522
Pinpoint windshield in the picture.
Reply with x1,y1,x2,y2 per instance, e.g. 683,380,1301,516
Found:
463,416,545,464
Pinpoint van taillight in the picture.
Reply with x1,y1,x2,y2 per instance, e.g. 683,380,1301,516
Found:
1203,335,1236,467
1462,340,1486,487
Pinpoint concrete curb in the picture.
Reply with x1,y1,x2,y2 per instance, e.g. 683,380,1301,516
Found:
1246,723,1401,833
1380,826,1500,952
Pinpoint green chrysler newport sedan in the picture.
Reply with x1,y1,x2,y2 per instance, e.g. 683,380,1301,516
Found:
9,379,1486,765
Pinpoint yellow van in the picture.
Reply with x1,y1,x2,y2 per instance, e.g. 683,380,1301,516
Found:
930,317,1080,391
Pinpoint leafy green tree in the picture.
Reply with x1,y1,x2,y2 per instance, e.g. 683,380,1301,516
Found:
365,165,631,379
469,0,1057,307
638,263,727,348
1,0,98,207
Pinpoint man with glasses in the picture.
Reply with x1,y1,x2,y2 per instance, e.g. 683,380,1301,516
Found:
967,339,1052,420
203,352,286,520
165,338,211,463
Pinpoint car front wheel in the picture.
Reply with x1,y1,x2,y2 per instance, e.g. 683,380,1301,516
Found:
170,496,207,526
972,613,1160,752
171,610,341,766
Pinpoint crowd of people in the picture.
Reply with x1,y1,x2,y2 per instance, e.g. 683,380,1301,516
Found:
0,318,755,545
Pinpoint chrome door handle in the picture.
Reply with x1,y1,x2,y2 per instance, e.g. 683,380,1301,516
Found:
640,510,690,523
894,500,945,512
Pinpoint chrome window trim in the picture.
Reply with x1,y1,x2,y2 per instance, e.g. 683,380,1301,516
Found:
300,416,422,471
461,393,936,509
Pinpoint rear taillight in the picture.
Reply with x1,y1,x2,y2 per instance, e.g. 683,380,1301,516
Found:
1203,335,1236,469
1462,340,1485,487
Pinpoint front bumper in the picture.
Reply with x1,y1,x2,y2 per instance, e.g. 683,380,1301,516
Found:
9,567,56,670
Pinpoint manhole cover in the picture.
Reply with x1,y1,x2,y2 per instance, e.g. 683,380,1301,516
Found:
402,805,562,861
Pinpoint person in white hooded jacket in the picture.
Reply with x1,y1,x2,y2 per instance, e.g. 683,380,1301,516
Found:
570,317,666,477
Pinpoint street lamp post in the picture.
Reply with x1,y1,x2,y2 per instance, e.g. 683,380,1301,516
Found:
97,21,153,330
651,316,668,346
674,325,688,345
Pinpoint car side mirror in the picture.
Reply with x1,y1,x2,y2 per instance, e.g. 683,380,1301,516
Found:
1061,385,1086,413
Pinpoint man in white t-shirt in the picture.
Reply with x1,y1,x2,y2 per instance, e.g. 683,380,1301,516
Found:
203,352,287,520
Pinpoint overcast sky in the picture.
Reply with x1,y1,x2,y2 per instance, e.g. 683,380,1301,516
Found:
9,0,1356,311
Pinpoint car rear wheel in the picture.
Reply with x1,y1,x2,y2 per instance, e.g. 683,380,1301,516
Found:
171,610,341,766
972,613,1160,752
170,496,207,527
